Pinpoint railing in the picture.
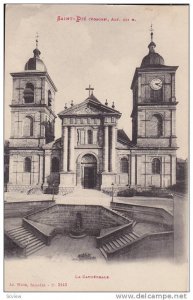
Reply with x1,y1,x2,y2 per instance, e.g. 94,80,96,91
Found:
107,231,174,260
96,222,133,248
22,218,55,245
4,200,55,218
110,202,173,227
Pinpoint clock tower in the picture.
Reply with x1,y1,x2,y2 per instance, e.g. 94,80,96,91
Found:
130,27,178,188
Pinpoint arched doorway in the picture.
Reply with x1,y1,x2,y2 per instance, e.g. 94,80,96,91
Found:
81,154,97,189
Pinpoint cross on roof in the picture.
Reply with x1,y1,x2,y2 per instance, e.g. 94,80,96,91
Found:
150,23,154,42
36,32,39,48
85,84,94,97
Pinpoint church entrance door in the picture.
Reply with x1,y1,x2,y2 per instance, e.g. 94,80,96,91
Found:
84,167,95,189
80,154,97,189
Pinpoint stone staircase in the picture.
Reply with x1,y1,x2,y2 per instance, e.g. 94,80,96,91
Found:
6,226,46,256
99,231,141,259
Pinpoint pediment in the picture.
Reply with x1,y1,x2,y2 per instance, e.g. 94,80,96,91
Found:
58,96,121,118
71,104,102,115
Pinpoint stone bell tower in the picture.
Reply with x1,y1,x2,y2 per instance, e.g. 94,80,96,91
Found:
7,35,57,192
130,26,178,188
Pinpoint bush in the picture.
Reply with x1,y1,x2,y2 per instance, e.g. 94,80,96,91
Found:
117,187,173,199
117,188,136,197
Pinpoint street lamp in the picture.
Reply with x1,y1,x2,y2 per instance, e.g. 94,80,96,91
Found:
111,182,114,203
52,182,55,201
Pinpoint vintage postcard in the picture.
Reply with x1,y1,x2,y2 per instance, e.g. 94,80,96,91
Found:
4,3,189,293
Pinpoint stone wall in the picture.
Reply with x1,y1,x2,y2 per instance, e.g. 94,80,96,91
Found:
112,232,174,260
4,201,54,218
111,202,173,227
27,205,128,235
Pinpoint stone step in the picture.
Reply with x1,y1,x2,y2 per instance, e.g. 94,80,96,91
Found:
26,244,45,256
115,238,126,247
26,240,44,250
11,233,35,242
99,247,108,259
125,233,136,242
19,236,40,246
111,240,120,248
99,229,143,259
16,232,36,241
102,244,110,253
118,237,128,245
8,229,28,237
108,241,118,250
6,225,46,256
121,235,132,243
131,232,140,238
10,231,34,239
7,227,25,234
129,232,139,240
105,243,114,252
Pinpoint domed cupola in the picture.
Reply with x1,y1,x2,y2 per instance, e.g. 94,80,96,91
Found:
24,35,47,72
141,26,165,68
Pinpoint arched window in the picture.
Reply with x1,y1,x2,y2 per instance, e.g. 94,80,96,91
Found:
51,157,60,172
23,116,33,136
120,158,128,173
152,114,163,137
87,130,93,144
24,83,34,103
152,158,161,174
48,90,52,107
24,157,31,173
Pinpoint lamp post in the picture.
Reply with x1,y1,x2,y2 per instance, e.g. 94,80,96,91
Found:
111,182,114,203
52,182,55,201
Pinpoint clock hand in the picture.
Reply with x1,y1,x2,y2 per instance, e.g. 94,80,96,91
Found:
155,82,162,87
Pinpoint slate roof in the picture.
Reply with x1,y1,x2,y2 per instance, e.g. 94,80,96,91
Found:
117,129,132,146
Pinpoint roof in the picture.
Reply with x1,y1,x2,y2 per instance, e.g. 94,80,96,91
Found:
177,158,187,164
58,93,121,118
141,52,165,68
117,129,132,146
25,47,47,72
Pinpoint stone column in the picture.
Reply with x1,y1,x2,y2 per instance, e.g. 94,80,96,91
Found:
111,126,116,172
130,154,136,186
63,126,68,172
103,125,109,172
39,154,44,185
138,75,142,102
69,126,75,172
85,129,88,144
171,73,175,101
171,155,176,186
44,150,51,186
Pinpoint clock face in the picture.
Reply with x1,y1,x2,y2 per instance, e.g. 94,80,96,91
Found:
150,78,163,90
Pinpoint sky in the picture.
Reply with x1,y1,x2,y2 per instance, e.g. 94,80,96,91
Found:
4,4,189,159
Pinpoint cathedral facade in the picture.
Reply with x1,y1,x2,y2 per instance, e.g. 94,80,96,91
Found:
7,32,178,194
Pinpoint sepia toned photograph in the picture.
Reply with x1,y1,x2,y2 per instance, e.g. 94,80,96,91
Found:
4,3,189,293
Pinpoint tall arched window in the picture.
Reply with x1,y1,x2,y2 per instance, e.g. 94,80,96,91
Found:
23,116,33,136
48,90,52,107
87,130,93,144
120,158,128,173
152,114,163,137
24,157,31,173
51,157,60,172
24,83,34,103
152,158,161,174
